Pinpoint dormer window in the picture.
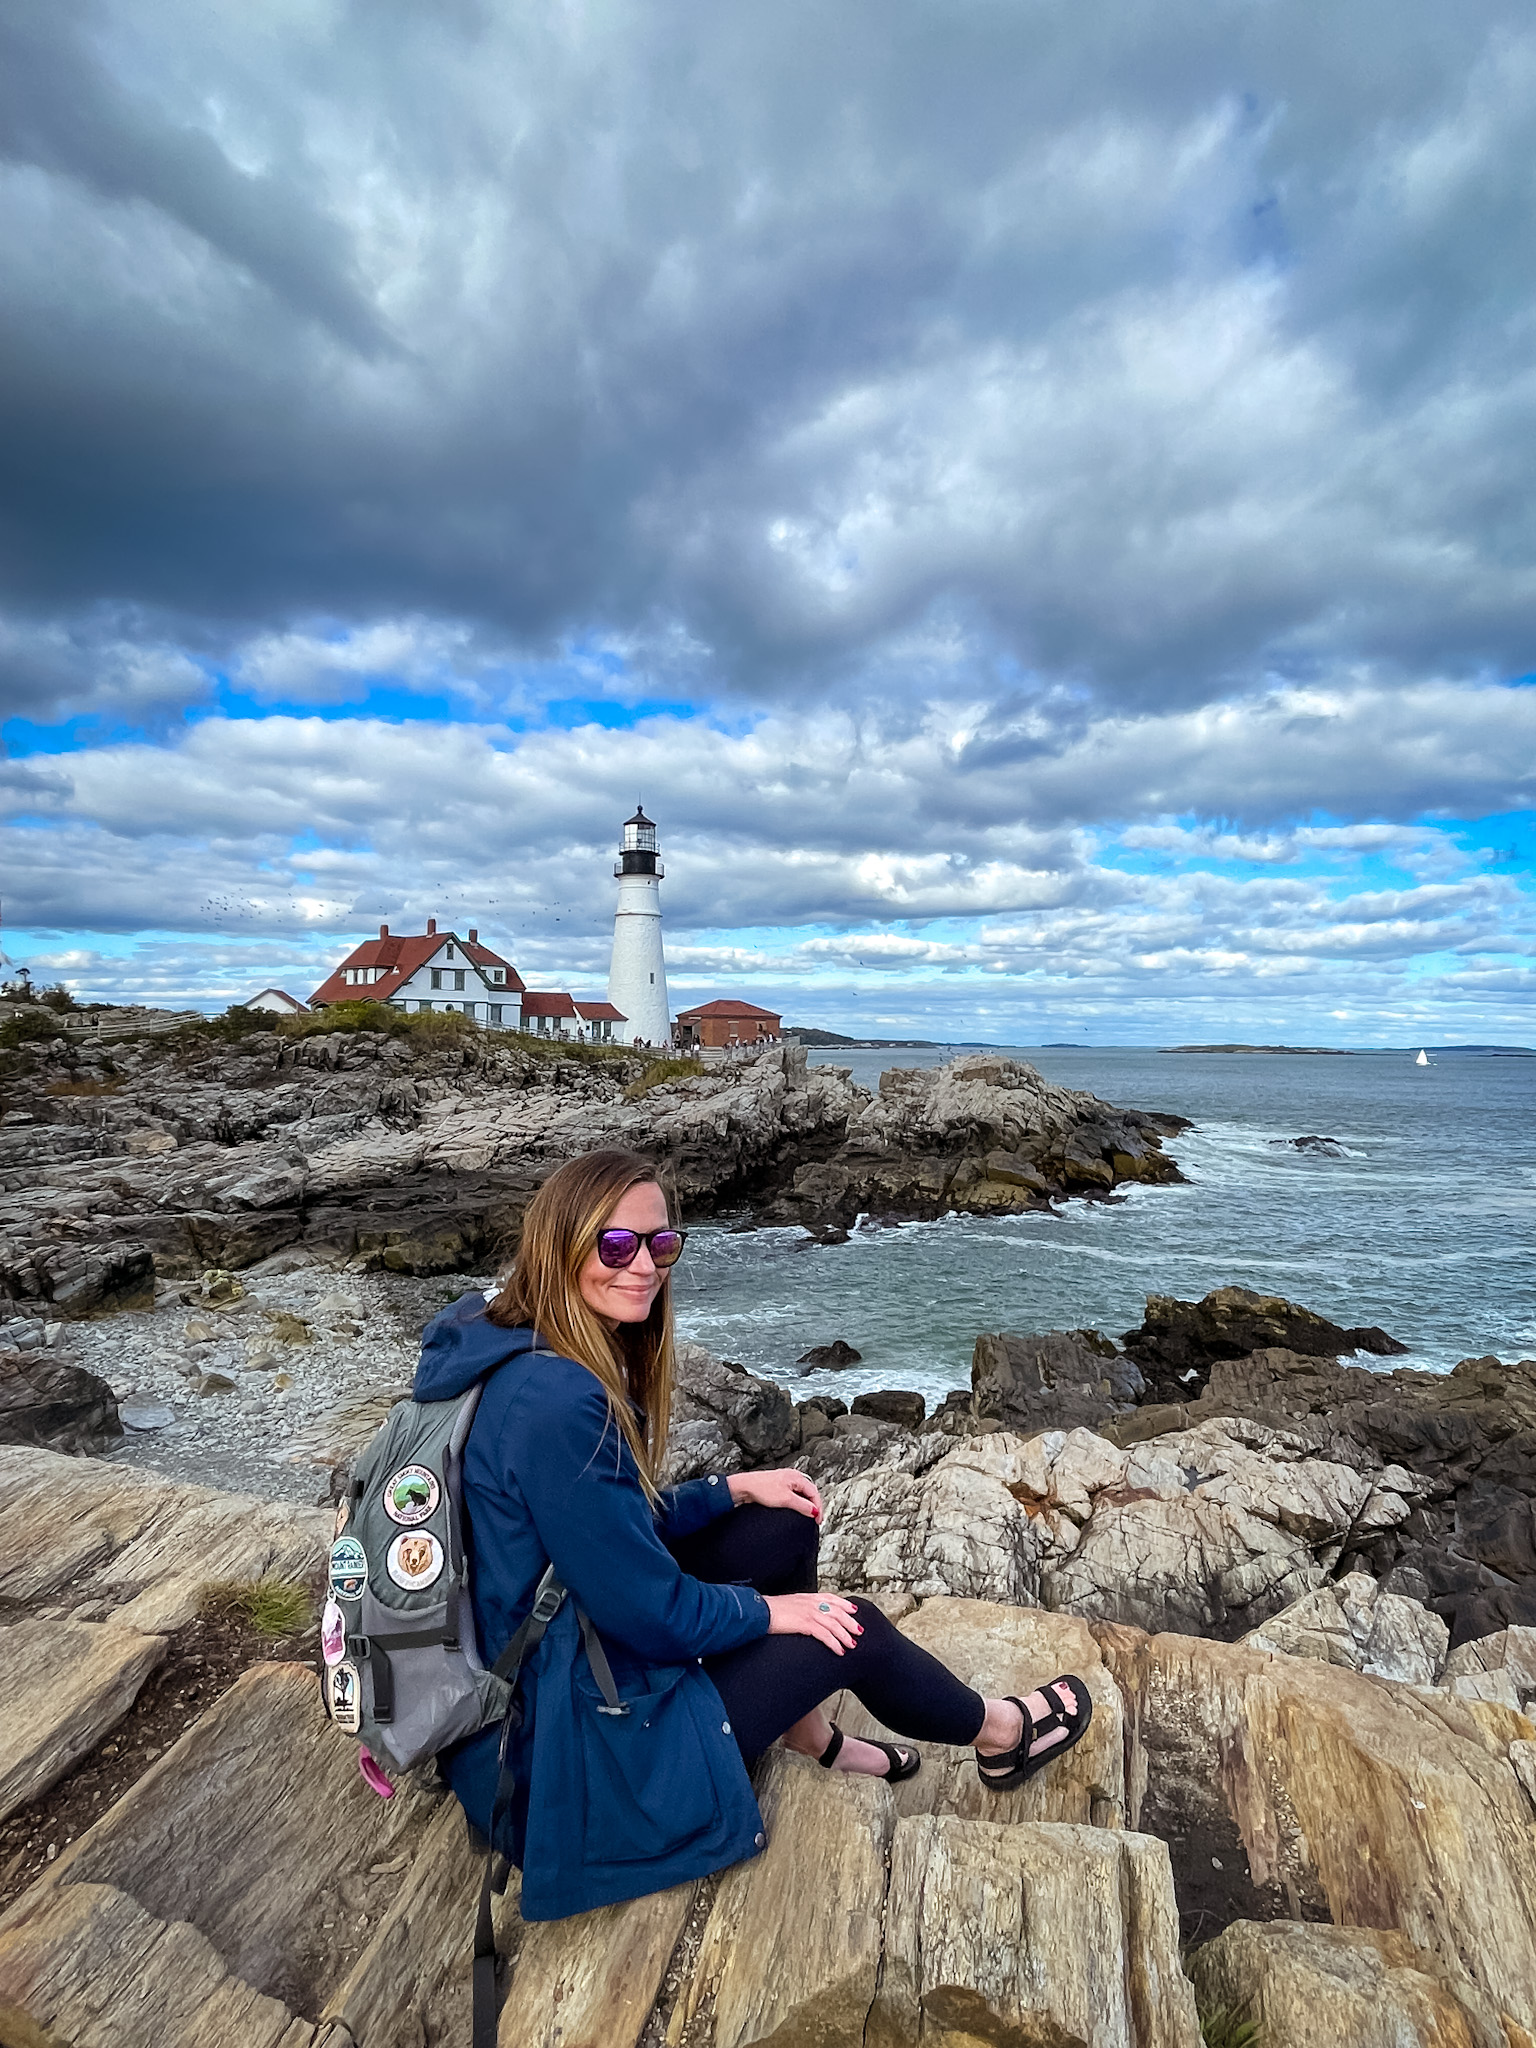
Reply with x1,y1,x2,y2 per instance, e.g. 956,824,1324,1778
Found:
493,969,504,984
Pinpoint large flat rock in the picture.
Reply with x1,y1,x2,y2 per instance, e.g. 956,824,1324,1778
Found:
873,1817,1200,2048
0,1617,166,1825
682,1749,892,2048
1096,1622,1536,2029
0,1444,329,1629
1186,1920,1532,2048
0,1881,336,2048
0,1662,443,2037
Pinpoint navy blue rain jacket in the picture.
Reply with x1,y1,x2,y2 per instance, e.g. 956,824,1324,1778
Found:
413,1294,770,1919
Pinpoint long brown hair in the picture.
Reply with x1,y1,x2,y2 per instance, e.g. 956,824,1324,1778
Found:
486,1148,675,1497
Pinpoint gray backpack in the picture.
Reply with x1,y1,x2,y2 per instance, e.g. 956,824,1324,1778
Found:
319,1380,510,1769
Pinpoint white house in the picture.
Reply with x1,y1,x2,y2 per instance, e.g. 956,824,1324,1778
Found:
244,988,309,1016
309,921,525,1028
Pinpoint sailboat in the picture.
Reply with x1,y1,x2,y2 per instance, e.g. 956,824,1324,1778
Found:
1415,1049,1430,1066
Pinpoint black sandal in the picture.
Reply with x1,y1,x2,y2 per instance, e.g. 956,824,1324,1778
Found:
817,1721,922,1783
975,1676,1092,1791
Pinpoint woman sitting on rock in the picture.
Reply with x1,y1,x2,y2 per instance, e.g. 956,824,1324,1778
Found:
415,1147,1091,1920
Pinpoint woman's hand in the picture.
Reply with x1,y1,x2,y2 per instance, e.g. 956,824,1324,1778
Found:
727,1467,824,1521
764,1591,862,1654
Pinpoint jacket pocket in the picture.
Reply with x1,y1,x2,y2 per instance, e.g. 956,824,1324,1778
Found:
573,1665,724,1866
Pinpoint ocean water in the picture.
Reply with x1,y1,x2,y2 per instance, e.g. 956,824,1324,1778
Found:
670,1046,1536,1414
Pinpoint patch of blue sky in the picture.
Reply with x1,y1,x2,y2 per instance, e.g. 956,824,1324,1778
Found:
4,713,121,757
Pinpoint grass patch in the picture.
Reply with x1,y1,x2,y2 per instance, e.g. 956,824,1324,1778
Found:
1200,2006,1263,2048
202,1574,314,1638
45,1075,124,1096
624,1055,707,1100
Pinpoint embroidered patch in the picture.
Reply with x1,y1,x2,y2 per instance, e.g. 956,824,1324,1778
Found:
383,1463,440,1526
327,1660,361,1734
328,1535,368,1600
320,1598,346,1667
386,1529,444,1591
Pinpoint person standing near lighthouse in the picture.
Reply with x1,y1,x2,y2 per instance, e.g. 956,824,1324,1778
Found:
608,805,672,1046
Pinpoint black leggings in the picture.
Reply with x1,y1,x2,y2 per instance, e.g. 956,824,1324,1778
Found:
667,1504,987,1767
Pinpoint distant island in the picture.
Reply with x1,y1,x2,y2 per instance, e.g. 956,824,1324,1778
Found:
1162,1044,1354,1055
785,1027,986,1049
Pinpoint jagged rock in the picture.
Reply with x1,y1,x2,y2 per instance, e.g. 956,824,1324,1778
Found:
822,1420,1415,1640
971,1326,1144,1434
796,1338,862,1368
876,1817,1201,2048
287,1386,411,1499
0,1342,121,1452
672,1343,799,1464
819,1440,1047,1605
1095,1621,1536,2019
0,1618,167,1824
1244,1572,1450,1685
30,1242,157,1319
798,1419,951,1488
850,1389,925,1429
1186,1920,1530,2048
1122,1285,1407,1401
1111,1345,1536,1645
758,1052,1186,1229
1442,1626,1536,1711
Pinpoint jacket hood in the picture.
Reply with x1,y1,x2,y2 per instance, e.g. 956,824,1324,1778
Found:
413,1291,539,1402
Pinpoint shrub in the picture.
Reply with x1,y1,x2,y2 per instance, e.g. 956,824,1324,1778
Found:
1200,2004,1263,2048
274,1000,477,1043
203,1573,313,1637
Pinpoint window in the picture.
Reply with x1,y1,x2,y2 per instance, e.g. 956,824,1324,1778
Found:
492,968,503,984
430,969,442,989
650,972,655,984
453,970,466,991
446,941,455,959
488,1004,502,1024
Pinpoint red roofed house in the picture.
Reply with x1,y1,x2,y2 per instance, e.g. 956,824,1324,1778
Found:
675,998,782,1049
574,999,626,1044
309,921,525,1029
520,991,580,1040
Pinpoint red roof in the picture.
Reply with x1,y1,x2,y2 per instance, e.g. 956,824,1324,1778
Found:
309,921,523,1008
574,1000,626,1021
675,998,782,1021
521,991,580,1019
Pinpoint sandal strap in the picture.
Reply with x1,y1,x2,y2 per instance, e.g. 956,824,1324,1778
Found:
817,1722,845,1768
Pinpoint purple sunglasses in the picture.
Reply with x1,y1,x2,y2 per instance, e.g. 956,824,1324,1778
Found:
596,1226,688,1270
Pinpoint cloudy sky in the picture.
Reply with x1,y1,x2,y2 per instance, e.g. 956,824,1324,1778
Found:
2,0,1533,1043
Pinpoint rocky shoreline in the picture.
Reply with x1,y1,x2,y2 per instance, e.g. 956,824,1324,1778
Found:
0,1290,1534,2044
0,1026,1184,1320
4,1025,1535,2042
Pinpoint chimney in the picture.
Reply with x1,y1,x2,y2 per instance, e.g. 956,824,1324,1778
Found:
468,927,478,943
427,918,437,936
379,924,389,939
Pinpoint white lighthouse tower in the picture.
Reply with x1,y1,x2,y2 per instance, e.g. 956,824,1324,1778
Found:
607,805,671,1046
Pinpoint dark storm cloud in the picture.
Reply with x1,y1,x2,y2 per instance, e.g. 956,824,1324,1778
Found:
3,0,1536,713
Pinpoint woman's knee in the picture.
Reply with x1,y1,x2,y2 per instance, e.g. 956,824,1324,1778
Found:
749,1503,819,1585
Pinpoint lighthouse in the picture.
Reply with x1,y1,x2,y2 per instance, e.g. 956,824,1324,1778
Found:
607,805,671,1046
